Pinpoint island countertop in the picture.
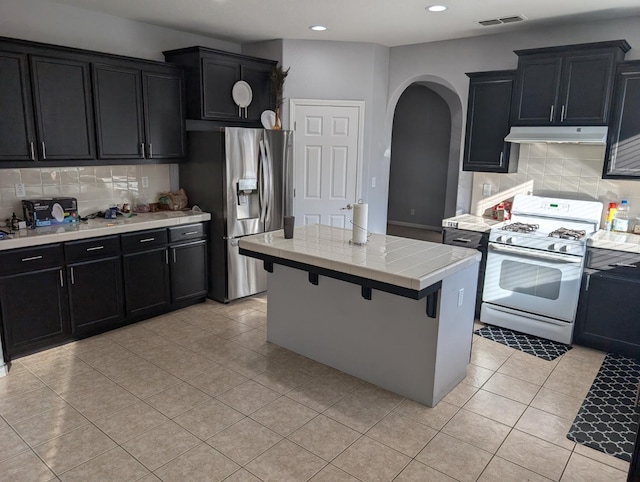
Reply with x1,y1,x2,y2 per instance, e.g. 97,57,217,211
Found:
239,224,481,292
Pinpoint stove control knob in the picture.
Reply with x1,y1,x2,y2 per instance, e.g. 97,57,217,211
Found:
549,243,561,251
496,235,504,243
507,236,515,244
562,244,576,254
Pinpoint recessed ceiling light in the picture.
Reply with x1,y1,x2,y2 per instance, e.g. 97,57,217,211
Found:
309,25,327,31
427,5,447,12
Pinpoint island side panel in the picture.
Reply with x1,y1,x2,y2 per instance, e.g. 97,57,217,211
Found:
266,262,478,406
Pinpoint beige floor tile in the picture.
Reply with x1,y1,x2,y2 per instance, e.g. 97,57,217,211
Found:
463,389,527,426
154,443,239,482
393,399,459,430
416,432,492,482
26,356,94,386
70,342,135,369
229,329,268,351
280,353,330,377
0,425,30,462
234,310,267,328
352,382,405,411
483,372,541,404
215,320,258,339
253,365,313,394
395,460,457,481
101,362,182,399
249,397,317,436
67,384,139,421
121,421,200,471
46,369,120,401
59,446,149,482
441,381,478,407
138,474,162,482
221,351,279,378
309,464,359,481
510,348,561,367
478,456,552,481
441,409,510,454
173,398,244,440
316,368,364,390
333,436,411,481
560,452,627,482
366,411,437,457
144,381,212,419
186,365,248,397
0,450,56,482
497,355,554,385
0,370,45,399
471,338,514,370
111,332,175,355
465,364,495,388
19,346,77,369
12,404,89,447
561,345,606,366
138,346,217,380
286,376,355,412
543,368,595,400
223,468,262,481
323,393,392,433
245,439,326,482
34,424,117,475
178,334,252,364
0,387,67,424
573,443,631,472
216,380,280,415
496,429,571,481
94,401,169,444
207,418,282,465
289,414,360,461
530,387,585,421
515,407,576,450
142,316,204,340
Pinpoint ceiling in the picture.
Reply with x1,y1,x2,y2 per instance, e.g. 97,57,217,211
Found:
50,0,640,47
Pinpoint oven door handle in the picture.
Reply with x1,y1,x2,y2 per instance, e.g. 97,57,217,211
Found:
489,243,582,264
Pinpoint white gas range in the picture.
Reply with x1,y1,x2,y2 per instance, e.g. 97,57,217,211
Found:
481,194,603,344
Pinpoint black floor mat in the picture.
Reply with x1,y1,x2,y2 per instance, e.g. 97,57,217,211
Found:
474,324,572,361
566,353,640,462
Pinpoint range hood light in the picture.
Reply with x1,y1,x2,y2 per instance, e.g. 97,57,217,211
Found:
504,126,608,145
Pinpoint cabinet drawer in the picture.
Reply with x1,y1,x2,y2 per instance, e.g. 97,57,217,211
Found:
586,248,640,275
443,229,487,249
169,223,205,243
0,244,64,276
121,228,168,253
65,235,120,263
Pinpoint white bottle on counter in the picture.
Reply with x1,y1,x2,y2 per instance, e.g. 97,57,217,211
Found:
612,199,630,233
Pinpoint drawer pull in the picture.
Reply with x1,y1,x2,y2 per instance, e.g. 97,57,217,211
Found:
59,269,64,287
71,266,75,285
86,246,104,252
139,237,155,243
22,255,43,262
453,238,472,243
609,262,637,268
183,231,199,236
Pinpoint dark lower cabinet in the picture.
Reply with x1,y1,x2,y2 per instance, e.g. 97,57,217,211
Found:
68,257,124,337
170,240,207,303
0,268,69,358
123,247,171,319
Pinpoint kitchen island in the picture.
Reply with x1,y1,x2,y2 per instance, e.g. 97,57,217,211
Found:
239,224,481,407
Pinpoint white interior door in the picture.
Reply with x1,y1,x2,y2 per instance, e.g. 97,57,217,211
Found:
290,99,364,228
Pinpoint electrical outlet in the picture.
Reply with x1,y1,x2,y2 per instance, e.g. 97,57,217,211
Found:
15,183,26,198
482,183,492,196
371,177,376,188
458,288,464,307
141,176,149,188
410,208,415,216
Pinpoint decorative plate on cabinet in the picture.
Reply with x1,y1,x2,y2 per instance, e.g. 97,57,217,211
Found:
261,110,276,129
232,81,253,108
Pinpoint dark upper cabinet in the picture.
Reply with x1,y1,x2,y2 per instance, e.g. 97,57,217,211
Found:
511,40,630,126
603,61,640,178
0,51,36,161
30,55,96,160
463,70,518,173
163,46,277,125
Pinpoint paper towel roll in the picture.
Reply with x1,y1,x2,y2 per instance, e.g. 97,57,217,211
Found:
352,202,368,245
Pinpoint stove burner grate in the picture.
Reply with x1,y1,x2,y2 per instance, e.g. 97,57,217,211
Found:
548,228,587,240
502,222,539,233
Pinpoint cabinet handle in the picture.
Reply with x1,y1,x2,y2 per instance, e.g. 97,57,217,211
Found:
29,142,35,160
59,269,64,287
165,250,169,265
141,143,145,159
148,143,153,158
499,151,504,166
560,105,566,122
41,142,47,160
139,237,155,243
71,266,75,285
585,273,590,291
453,238,472,243
549,105,555,122
173,248,177,263
21,255,43,262
609,262,637,268
86,246,104,251
183,231,198,236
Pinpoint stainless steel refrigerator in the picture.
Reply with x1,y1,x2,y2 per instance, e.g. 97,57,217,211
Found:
180,127,293,303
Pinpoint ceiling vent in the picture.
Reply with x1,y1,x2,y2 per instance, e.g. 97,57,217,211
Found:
478,14,526,27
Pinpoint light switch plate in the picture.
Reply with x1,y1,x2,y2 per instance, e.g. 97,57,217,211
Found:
371,177,376,188
15,183,26,198
482,183,492,196
141,176,149,188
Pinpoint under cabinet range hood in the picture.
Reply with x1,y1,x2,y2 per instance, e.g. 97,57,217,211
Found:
504,126,608,145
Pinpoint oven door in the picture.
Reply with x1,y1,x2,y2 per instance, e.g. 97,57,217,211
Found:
483,242,584,322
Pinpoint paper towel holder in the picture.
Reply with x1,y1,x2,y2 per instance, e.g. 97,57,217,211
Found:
348,199,370,246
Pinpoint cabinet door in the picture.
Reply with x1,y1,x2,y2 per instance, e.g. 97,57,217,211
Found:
463,72,517,173
560,52,616,125
123,247,170,318
0,268,69,358
170,240,207,303
201,56,240,120
68,257,124,337
241,63,274,122
30,56,95,160
604,63,640,178
512,56,562,125
93,64,145,159
142,70,185,159
0,51,36,161
574,272,640,358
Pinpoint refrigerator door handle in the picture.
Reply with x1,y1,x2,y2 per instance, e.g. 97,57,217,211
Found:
263,138,274,228
258,140,268,224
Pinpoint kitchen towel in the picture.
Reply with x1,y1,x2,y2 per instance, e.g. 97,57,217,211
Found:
352,202,368,245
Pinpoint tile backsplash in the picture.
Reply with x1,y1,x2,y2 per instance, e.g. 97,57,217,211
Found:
471,143,640,228
0,164,172,225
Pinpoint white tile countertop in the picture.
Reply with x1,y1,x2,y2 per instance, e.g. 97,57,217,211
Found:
239,224,481,291
0,210,211,251
441,214,501,232
588,230,640,253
